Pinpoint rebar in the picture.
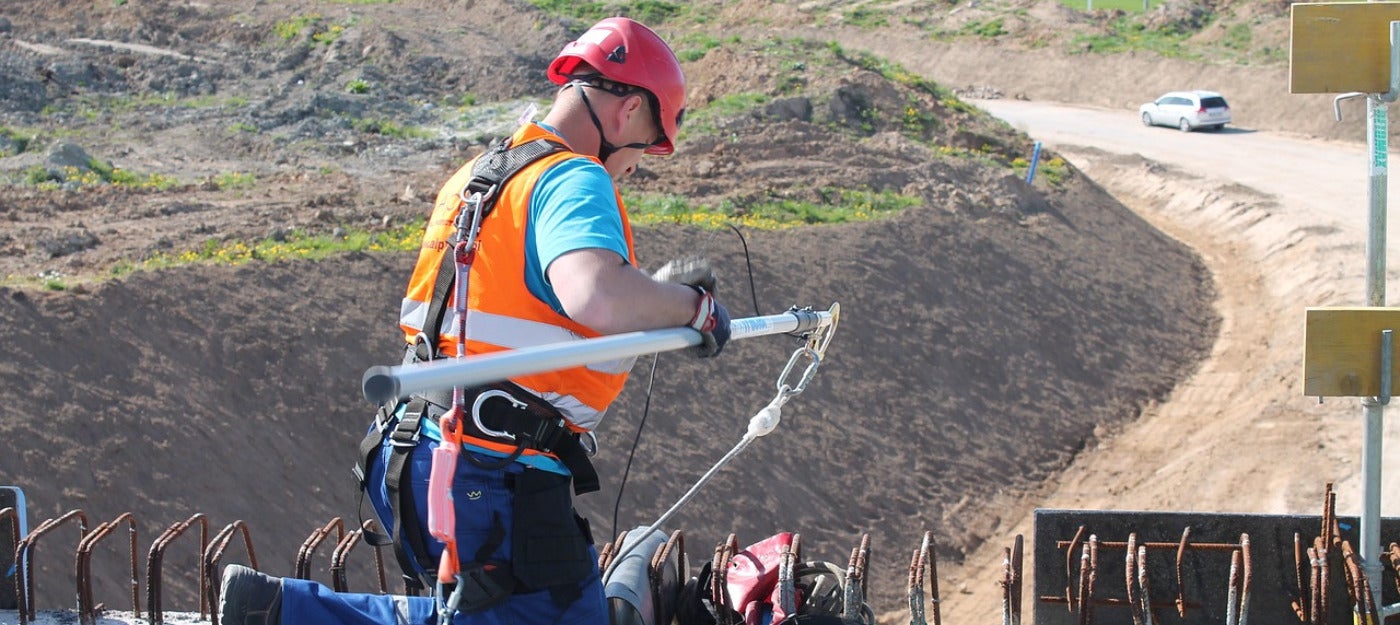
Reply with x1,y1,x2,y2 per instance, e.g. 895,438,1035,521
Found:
1174,526,1190,618
843,534,870,624
1307,546,1321,625
329,521,385,593
1076,542,1090,625
1238,534,1252,625
777,536,796,618
1065,525,1085,612
16,509,88,624
1125,533,1141,625
653,530,687,625
204,521,257,625
1225,550,1240,625
1137,545,1154,625
1292,533,1308,623
295,517,345,581
147,514,208,624
75,512,138,625
710,534,737,625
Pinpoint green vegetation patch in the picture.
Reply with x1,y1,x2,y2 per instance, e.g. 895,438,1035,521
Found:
0,127,33,157
626,188,920,229
118,219,426,279
1055,0,1162,11
1069,16,1197,58
674,32,732,63
273,13,352,45
17,163,179,191
525,0,694,25
843,6,888,28
1014,155,1071,187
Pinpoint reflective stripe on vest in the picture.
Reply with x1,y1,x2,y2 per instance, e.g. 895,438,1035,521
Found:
398,124,637,431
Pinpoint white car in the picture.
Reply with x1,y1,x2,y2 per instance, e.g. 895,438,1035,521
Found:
1139,90,1231,132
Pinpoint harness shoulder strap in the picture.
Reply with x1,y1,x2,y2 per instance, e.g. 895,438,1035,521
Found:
419,137,570,355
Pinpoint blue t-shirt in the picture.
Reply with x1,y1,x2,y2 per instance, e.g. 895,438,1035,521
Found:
523,125,631,314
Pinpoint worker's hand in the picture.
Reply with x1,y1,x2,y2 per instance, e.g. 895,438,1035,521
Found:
688,288,731,358
651,256,717,294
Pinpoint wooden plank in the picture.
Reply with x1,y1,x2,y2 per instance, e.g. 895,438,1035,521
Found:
1290,2,1400,94
1303,307,1400,396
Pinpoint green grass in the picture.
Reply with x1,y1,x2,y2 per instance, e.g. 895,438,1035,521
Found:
14,161,180,191
625,188,920,229
213,171,256,190
1013,155,1072,187
1055,0,1163,11
76,219,425,288
674,32,731,63
0,126,32,156
524,0,690,24
1070,17,1195,58
843,6,888,28
272,14,350,44
2,217,425,290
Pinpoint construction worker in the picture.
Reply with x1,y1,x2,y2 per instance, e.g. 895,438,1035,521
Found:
218,16,730,625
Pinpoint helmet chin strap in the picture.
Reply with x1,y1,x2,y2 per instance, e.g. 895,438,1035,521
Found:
566,80,653,165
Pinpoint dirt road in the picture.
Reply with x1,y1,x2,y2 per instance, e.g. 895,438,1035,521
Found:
934,99,1400,622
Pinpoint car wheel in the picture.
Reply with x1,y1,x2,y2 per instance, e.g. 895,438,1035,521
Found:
1141,112,1153,127
1212,124,1226,131
1178,118,1192,133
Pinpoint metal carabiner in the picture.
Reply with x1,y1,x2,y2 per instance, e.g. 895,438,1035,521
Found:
454,184,498,250
436,575,465,625
471,389,528,441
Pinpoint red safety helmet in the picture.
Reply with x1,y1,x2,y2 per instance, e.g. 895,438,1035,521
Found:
547,17,686,155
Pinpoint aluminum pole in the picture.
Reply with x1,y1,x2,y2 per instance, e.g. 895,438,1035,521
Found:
362,305,838,404
1359,15,1400,617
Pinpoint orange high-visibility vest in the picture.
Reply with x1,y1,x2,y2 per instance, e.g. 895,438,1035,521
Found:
399,124,638,431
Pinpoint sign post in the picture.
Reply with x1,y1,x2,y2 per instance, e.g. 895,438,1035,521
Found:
1293,2,1400,616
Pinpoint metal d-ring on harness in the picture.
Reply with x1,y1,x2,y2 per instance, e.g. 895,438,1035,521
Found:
601,306,841,582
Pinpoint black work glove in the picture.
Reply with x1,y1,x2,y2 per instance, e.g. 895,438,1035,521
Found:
651,257,718,294
687,287,731,358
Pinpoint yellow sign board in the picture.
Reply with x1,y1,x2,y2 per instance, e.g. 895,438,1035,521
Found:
1303,307,1400,396
1291,2,1400,94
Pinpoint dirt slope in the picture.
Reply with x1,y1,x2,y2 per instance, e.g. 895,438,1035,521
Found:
0,0,1225,618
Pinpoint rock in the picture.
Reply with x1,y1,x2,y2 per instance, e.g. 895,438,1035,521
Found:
764,97,813,122
46,142,94,171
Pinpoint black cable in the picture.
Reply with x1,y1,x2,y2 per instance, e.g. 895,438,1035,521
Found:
727,223,763,316
609,222,762,540
612,352,659,542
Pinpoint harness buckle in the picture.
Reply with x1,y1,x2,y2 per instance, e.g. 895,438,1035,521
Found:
471,390,529,442
389,405,424,447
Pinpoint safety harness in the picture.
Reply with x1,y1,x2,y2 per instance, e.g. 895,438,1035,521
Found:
353,136,601,604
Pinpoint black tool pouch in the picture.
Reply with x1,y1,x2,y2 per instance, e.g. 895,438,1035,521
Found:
452,562,516,614
511,468,595,593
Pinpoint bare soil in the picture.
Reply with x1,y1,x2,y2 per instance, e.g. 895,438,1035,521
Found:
0,0,1322,621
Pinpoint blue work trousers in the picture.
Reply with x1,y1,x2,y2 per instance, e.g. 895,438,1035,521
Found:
280,431,605,625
